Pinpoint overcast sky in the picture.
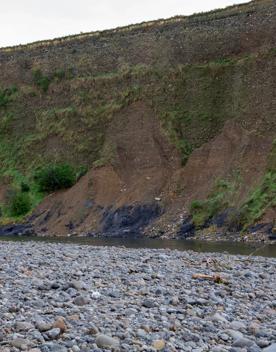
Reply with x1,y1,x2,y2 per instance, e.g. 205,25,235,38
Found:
1,0,247,47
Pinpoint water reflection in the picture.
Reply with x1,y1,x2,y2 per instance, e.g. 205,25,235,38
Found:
1,235,276,257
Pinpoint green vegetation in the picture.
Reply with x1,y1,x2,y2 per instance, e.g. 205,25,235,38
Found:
239,171,276,227
20,181,30,193
190,180,235,227
239,142,276,227
53,69,66,81
0,169,44,222
0,48,275,226
7,191,31,217
0,163,85,222
76,165,88,181
32,68,72,93
190,142,276,229
34,163,76,193
0,86,17,108
32,69,51,92
0,113,14,132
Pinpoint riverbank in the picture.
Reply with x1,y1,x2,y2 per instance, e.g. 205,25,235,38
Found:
0,222,275,245
0,241,275,351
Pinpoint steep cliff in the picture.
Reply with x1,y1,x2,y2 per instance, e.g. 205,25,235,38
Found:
0,0,275,237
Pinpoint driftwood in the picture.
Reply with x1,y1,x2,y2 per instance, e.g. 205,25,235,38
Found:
192,273,228,284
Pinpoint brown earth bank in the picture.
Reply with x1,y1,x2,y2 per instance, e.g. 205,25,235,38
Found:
0,0,275,240
29,116,275,241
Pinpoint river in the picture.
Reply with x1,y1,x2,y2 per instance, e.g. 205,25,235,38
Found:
1,235,276,257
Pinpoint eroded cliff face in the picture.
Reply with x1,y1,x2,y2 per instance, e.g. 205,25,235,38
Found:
0,0,275,237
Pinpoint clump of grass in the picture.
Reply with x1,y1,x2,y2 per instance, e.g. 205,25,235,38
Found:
190,179,234,227
176,139,193,165
239,142,276,228
240,171,276,227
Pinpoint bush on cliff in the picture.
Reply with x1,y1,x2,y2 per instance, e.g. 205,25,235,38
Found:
34,163,76,193
8,191,31,217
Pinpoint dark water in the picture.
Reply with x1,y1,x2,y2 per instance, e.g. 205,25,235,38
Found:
1,235,276,257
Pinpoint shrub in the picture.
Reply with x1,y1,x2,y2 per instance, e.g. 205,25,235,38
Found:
34,163,76,193
32,69,51,93
8,191,31,217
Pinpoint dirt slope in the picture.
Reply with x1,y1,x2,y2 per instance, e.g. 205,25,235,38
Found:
32,102,179,235
32,111,275,237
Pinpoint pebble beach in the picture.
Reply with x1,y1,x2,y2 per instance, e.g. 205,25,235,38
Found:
0,241,275,352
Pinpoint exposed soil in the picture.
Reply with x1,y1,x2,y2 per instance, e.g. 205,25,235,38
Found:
158,120,274,225
32,102,180,236
32,105,275,238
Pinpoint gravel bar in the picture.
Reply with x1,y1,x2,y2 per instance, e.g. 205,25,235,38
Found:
0,241,275,352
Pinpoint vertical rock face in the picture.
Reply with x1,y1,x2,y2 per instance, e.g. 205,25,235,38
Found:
0,0,275,237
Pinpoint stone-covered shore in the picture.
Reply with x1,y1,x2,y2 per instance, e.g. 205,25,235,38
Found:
0,242,275,352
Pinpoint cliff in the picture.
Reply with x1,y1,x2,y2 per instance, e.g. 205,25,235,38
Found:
0,0,275,237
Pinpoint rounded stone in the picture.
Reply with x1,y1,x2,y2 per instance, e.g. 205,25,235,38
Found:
95,334,120,349
152,339,166,350
53,317,67,333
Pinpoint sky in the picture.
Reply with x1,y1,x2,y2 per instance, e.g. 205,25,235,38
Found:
1,0,247,47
